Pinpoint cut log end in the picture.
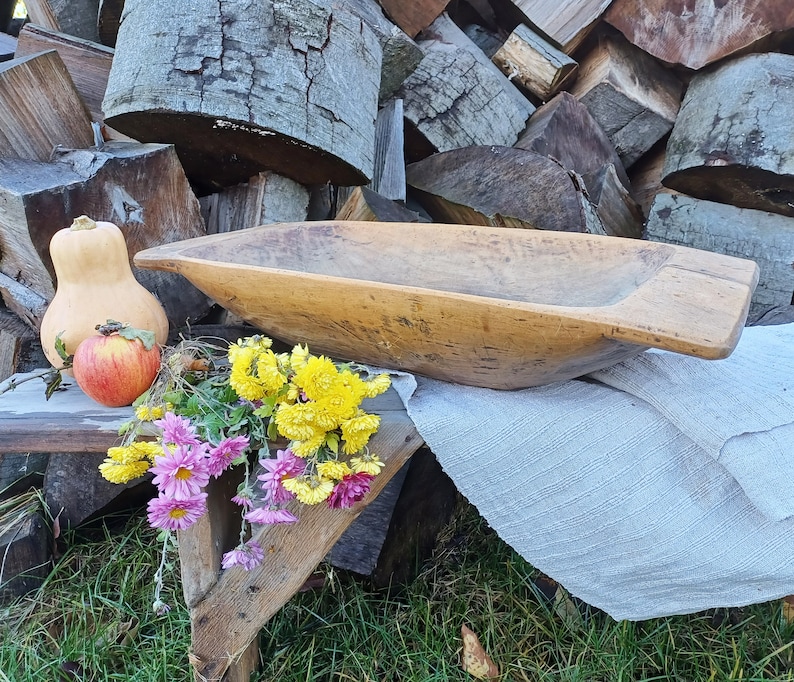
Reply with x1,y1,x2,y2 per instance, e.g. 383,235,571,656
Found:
663,166,794,219
103,112,370,195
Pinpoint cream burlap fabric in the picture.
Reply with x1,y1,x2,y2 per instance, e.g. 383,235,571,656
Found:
386,323,794,620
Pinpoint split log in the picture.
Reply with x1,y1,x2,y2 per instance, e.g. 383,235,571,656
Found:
23,0,100,42
0,50,95,162
103,0,382,193
0,273,49,330
371,99,406,201
375,0,449,38
605,0,794,71
503,0,614,54
645,193,794,319
14,23,114,128
342,0,423,101
200,172,310,235
0,452,48,496
0,308,47,382
514,91,629,192
0,142,211,328
0,503,50,602
396,13,534,161
662,52,794,218
569,31,682,168
406,145,606,233
336,186,425,222
583,164,643,238
491,23,578,101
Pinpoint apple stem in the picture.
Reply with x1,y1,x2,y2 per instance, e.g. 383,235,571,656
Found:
96,320,125,336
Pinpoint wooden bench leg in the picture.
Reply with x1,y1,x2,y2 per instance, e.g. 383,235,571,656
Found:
178,409,422,681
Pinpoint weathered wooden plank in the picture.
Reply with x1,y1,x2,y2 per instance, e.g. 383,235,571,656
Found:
662,51,794,218
0,506,50,602
183,394,423,682
371,99,406,201
0,273,49,330
645,193,794,320
605,0,794,71
103,0,382,192
0,50,95,162
570,31,682,168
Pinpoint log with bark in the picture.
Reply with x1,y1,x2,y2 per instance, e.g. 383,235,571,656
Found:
645,193,794,319
662,51,794,218
102,0,383,193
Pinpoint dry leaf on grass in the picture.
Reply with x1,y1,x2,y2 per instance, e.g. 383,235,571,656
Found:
461,624,499,679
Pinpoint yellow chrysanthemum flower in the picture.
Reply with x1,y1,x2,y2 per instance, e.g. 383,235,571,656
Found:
317,460,352,480
128,440,164,461
275,402,334,441
340,411,381,454
255,350,288,395
291,431,327,457
314,386,359,424
350,452,385,476
282,475,334,505
338,369,369,405
363,373,391,398
135,403,168,421
292,356,339,401
290,343,310,371
99,459,150,484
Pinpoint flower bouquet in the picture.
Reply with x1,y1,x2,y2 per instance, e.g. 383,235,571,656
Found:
98,334,391,611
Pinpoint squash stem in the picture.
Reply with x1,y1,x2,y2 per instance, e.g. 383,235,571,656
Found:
70,215,97,231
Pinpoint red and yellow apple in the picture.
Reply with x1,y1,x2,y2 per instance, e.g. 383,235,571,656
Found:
72,322,161,407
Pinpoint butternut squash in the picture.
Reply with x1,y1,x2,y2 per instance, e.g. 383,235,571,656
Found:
39,215,169,368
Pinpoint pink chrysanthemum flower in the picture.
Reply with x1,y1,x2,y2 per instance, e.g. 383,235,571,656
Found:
221,540,265,571
258,449,305,504
154,412,201,446
147,492,207,531
245,506,299,525
207,435,250,478
327,472,375,509
150,444,211,499
231,486,256,509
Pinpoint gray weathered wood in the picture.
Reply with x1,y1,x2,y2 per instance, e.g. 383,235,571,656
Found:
570,31,682,168
24,0,100,42
371,99,406,201
0,274,49,331
342,0,423,101
514,91,629,193
491,23,578,100
0,50,95,161
0,308,47,382
103,0,382,192
396,13,534,158
0,506,50,602
662,52,794,218
406,145,607,234
0,142,211,329
0,452,48,495
628,138,676,220
96,0,123,47
645,193,794,319
200,172,310,235
583,164,644,239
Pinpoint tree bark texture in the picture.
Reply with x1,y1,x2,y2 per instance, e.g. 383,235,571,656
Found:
103,0,382,193
662,52,794,218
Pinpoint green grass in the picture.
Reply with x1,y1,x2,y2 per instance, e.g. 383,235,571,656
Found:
2,500,794,681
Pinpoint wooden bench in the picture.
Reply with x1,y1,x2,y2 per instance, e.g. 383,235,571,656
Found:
0,372,425,681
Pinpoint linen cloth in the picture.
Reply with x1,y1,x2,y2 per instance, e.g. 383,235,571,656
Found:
385,323,794,621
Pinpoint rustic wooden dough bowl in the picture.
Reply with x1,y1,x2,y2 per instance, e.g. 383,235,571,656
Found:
134,221,759,390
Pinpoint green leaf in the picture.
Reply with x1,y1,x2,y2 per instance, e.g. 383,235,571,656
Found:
44,370,63,400
54,333,73,367
325,432,340,454
118,325,157,350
